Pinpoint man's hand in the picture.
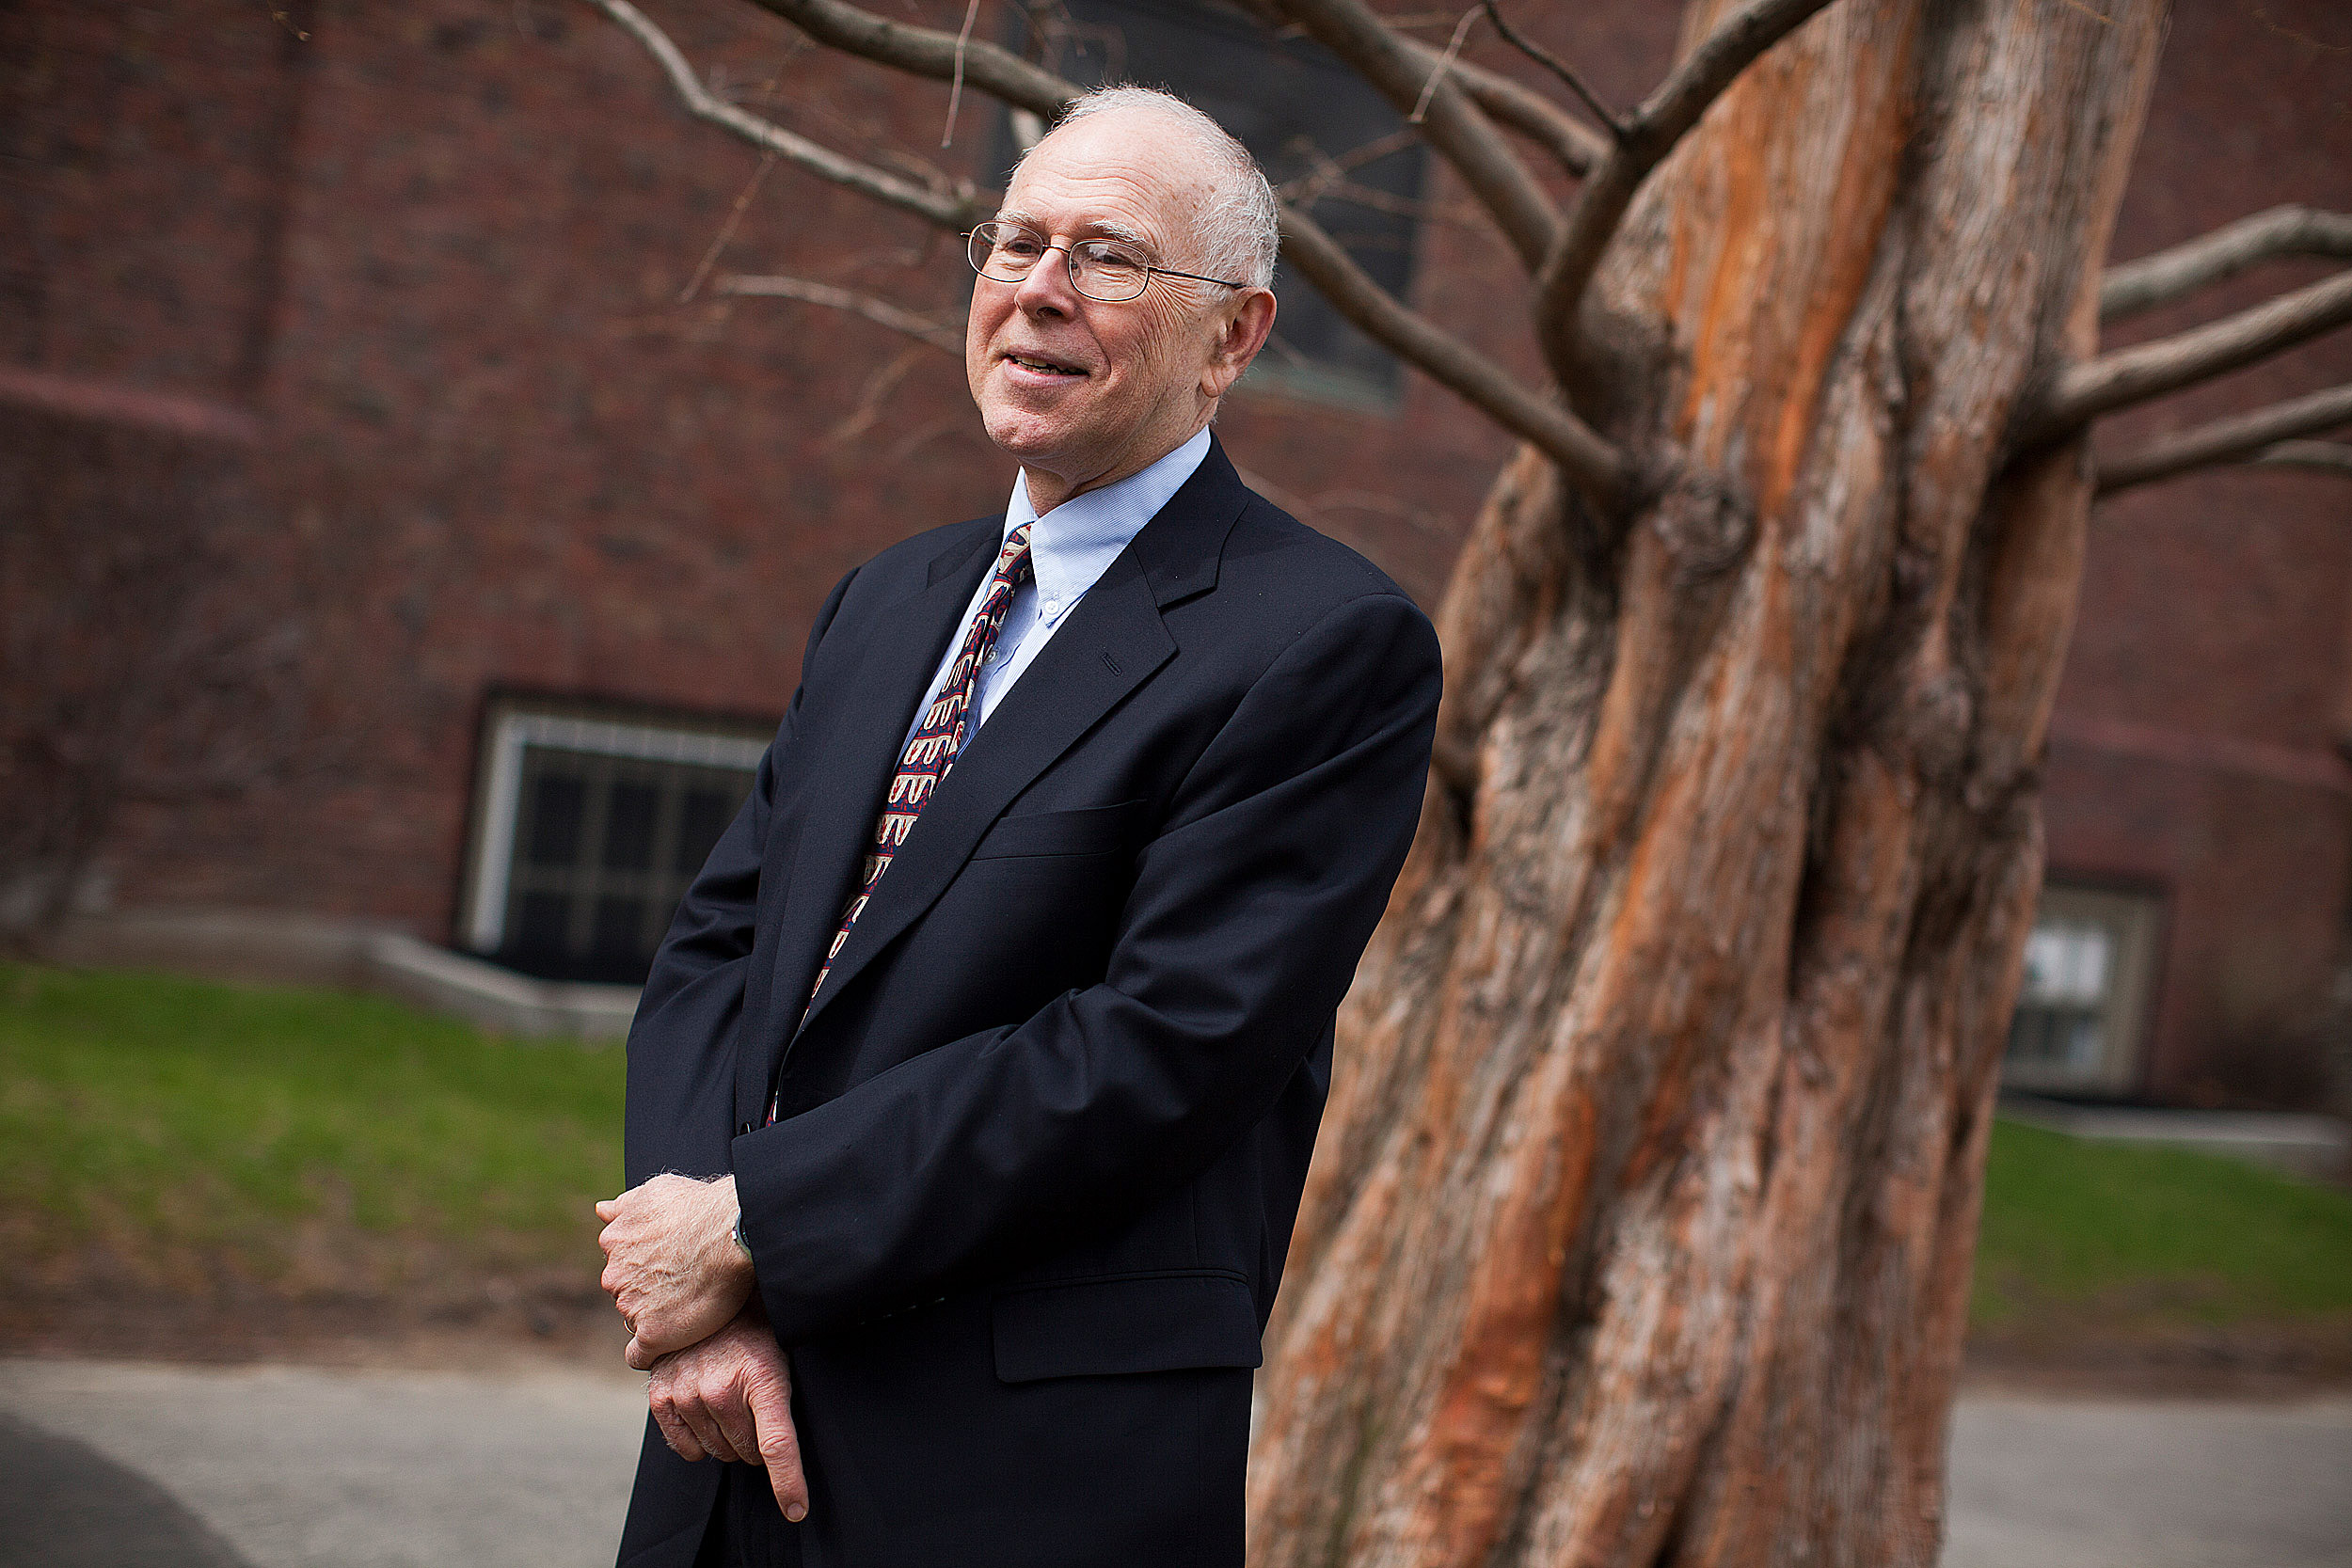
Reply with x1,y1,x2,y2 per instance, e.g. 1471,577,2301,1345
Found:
597,1172,755,1370
647,1305,809,1524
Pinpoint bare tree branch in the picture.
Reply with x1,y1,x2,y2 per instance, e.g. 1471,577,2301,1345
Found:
588,0,987,229
1268,0,1561,270
2101,205,2352,323
1478,0,1625,138
717,273,965,354
748,0,1075,118
1277,204,1625,499
2249,440,2352,478
595,0,1618,497
1394,36,1606,175
1531,0,1838,372
2095,382,2352,495
2028,267,2352,443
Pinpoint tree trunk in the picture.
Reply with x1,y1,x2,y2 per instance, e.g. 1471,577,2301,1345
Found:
1248,4,2165,1565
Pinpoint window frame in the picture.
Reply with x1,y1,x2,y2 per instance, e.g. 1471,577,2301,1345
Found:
2001,879,2165,1097
458,697,771,961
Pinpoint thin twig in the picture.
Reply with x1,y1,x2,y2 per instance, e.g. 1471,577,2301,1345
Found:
2095,382,2352,495
942,0,983,149
716,274,965,355
1273,0,1560,270
1408,6,1479,122
1396,36,1604,175
586,0,983,229
680,150,778,303
746,0,1074,118
1477,0,1624,137
2101,205,2352,323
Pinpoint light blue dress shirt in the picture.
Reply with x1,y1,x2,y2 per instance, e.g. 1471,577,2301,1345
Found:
900,426,1213,752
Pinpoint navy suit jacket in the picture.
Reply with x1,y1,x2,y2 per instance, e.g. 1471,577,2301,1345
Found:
615,438,1441,1568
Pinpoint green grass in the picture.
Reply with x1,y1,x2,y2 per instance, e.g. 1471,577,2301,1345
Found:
4,964,2347,1333
0,962,624,1291
1971,1117,2352,1330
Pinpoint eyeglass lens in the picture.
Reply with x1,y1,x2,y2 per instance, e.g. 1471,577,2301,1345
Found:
968,223,1150,302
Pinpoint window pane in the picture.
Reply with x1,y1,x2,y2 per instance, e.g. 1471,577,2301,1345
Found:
513,890,571,955
523,773,585,867
481,731,759,985
603,781,660,872
592,895,647,961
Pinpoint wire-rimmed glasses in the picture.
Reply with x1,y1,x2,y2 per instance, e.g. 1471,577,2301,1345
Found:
965,220,1248,303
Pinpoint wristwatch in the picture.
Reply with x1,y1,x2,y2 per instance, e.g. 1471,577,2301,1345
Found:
732,1207,753,1258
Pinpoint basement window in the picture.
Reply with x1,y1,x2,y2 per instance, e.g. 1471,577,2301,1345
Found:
2001,882,2162,1096
459,700,770,985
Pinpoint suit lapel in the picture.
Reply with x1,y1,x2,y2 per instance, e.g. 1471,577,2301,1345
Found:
794,560,1174,1035
792,440,1250,1038
740,522,996,1122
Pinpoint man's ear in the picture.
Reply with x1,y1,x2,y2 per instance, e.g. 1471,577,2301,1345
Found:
1201,288,1278,400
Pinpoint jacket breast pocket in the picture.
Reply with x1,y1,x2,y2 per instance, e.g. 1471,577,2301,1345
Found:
969,799,1149,861
990,1271,1263,1384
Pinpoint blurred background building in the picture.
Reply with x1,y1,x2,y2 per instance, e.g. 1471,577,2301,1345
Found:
4,0,2348,1109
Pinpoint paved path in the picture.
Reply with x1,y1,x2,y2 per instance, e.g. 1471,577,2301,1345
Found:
2,1358,2347,1566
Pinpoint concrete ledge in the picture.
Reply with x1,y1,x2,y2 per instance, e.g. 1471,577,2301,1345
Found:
2000,1094,2351,1183
47,908,639,1042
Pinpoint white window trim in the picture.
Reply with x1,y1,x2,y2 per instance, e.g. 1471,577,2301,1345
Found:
463,710,768,953
2003,881,2162,1096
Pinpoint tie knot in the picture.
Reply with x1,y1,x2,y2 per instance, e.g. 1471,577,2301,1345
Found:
996,524,1035,587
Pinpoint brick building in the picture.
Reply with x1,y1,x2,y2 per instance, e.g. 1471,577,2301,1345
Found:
4,0,2347,1105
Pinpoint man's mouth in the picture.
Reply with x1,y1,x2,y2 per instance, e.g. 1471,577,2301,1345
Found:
1004,351,1088,377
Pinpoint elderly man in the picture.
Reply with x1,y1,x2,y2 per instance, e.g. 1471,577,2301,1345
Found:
596,86,1440,1568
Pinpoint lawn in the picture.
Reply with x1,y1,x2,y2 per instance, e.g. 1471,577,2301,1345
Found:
0,962,624,1297
3,963,2348,1343
1971,1116,2352,1333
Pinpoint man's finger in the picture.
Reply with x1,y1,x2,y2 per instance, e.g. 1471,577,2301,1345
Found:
595,1198,620,1221
675,1390,742,1465
624,1335,660,1372
748,1370,809,1523
650,1388,706,1464
709,1378,763,1469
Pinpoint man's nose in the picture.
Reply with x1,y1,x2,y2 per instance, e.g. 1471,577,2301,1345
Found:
1013,243,1080,313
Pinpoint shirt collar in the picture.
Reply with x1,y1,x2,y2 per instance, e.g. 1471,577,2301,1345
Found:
1002,426,1213,628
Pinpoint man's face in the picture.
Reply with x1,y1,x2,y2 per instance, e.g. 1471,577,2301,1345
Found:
964,111,1266,511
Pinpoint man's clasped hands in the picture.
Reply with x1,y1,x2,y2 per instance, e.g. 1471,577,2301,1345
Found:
596,1174,809,1522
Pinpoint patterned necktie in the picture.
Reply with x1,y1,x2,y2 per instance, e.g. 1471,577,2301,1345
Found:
806,522,1035,1010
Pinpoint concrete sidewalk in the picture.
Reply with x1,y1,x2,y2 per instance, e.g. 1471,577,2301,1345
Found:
2,1358,2348,1566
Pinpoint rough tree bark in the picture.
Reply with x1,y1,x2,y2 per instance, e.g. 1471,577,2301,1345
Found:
581,0,2346,1560
1248,6,2163,1564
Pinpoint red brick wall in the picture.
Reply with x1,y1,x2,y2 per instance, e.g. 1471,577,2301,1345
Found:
6,0,2344,1104
2045,0,2352,1102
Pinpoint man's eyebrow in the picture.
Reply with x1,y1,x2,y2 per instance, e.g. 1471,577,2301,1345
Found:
994,211,1158,254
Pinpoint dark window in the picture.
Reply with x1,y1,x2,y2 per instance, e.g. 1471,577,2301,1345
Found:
463,707,769,987
1016,0,1428,404
495,745,755,984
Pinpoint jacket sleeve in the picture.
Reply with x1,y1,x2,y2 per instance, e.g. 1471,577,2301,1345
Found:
732,588,1441,1341
622,564,858,1187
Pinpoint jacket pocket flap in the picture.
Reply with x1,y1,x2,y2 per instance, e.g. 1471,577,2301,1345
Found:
991,1273,1262,1384
970,799,1148,860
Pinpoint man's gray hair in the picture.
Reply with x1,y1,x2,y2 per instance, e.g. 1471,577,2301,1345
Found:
1032,85,1280,292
